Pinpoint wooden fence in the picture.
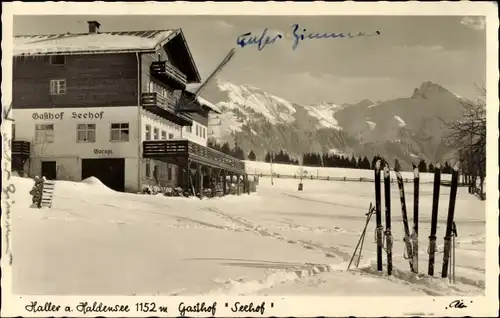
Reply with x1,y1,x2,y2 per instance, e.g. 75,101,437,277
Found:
254,173,465,186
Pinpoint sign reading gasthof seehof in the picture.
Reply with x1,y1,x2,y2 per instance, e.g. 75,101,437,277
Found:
32,111,105,120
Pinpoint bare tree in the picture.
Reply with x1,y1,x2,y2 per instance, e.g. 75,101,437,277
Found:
442,83,486,200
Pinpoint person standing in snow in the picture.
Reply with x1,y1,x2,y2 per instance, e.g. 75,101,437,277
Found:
29,176,44,208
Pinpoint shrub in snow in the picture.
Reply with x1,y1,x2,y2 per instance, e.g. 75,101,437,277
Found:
203,188,212,197
173,187,184,196
152,185,161,194
142,185,153,195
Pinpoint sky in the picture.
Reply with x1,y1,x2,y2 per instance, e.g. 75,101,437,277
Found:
13,15,486,105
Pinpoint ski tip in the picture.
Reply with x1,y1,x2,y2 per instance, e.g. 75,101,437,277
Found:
383,165,390,177
375,160,381,170
413,167,419,177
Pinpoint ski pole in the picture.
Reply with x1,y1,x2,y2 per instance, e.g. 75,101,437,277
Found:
348,203,374,269
356,228,367,268
357,206,374,267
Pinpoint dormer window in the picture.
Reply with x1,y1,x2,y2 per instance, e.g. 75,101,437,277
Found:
50,55,66,65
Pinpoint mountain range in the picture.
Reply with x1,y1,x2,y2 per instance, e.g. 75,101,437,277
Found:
199,79,466,170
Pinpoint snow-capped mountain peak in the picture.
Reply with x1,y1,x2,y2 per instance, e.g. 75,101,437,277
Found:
217,81,296,124
203,79,465,169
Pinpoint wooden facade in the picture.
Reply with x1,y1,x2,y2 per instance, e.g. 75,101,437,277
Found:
13,53,139,109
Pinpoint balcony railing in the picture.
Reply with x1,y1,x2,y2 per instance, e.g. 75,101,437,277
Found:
142,92,175,110
141,92,192,126
150,61,187,88
11,140,31,157
143,139,246,173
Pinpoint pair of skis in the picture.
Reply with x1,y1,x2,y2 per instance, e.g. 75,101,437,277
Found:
374,161,395,274
428,164,460,278
374,161,420,275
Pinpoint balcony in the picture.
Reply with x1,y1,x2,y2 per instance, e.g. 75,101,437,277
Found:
143,140,246,174
150,61,187,89
141,92,192,126
11,140,30,157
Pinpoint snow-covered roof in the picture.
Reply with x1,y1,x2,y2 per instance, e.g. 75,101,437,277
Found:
14,30,179,56
184,89,221,114
196,96,221,114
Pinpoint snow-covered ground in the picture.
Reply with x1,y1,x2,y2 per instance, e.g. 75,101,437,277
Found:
11,171,484,296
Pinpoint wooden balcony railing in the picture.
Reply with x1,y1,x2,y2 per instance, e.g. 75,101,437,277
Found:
142,92,175,110
141,92,192,126
11,140,31,157
150,61,187,88
143,140,246,173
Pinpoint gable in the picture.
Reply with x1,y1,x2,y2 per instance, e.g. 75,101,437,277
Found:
161,30,201,84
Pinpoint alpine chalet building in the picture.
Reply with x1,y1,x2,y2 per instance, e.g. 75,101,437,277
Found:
11,21,246,194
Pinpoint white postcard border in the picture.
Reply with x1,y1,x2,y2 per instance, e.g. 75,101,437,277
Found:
1,2,498,317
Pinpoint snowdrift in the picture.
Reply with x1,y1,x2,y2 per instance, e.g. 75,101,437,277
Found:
81,176,114,192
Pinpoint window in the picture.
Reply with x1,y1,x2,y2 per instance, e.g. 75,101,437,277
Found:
196,125,199,136
145,160,151,178
110,123,129,142
12,124,15,140
50,79,67,95
35,124,54,143
153,127,159,140
202,127,206,139
161,130,167,140
167,165,173,181
169,133,174,139
186,126,192,133
145,125,151,141
50,55,66,65
153,165,159,180
77,124,96,142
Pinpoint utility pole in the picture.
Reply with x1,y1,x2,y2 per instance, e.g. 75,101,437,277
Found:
270,151,274,186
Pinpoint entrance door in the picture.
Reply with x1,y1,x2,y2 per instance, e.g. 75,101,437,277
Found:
41,161,57,180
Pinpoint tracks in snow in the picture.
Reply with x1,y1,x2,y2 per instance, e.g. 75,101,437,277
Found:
203,207,352,261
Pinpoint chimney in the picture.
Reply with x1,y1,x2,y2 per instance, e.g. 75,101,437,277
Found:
87,21,101,33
